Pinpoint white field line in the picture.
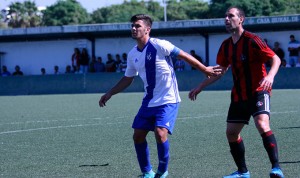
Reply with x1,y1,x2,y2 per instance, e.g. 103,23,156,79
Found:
0,111,297,135
0,121,128,135
0,116,125,126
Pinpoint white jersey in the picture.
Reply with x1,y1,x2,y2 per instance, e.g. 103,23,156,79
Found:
125,38,181,107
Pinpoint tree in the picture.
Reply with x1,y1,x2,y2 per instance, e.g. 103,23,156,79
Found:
0,9,8,28
90,0,163,24
283,0,300,14
7,1,42,28
42,0,90,26
207,0,291,18
166,0,209,21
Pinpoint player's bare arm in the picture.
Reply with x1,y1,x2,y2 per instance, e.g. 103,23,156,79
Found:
99,76,134,107
259,55,281,91
189,66,228,101
177,50,222,76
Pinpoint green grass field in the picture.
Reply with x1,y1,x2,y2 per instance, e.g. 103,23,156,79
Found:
0,90,299,178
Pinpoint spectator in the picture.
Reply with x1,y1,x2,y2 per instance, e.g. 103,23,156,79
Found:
80,48,90,73
264,39,272,67
41,68,46,75
272,42,286,67
264,38,271,48
190,50,203,70
71,48,81,73
115,54,122,72
89,56,97,73
287,34,300,67
65,65,73,74
12,65,23,76
1,65,11,77
94,57,105,72
120,53,127,72
174,58,185,71
281,59,288,68
54,65,61,74
105,53,116,72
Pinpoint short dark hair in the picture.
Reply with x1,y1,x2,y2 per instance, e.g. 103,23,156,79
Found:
130,14,153,27
227,6,245,22
290,35,295,38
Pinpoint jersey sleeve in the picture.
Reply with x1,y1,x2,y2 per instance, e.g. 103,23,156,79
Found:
153,38,180,58
251,37,275,62
124,50,138,77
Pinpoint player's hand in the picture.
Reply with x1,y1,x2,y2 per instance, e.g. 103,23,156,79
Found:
205,65,223,77
259,76,274,91
99,93,112,107
189,87,202,101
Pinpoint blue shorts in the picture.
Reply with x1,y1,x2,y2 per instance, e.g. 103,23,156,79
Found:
132,103,179,134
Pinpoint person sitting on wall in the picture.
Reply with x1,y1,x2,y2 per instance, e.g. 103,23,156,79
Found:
1,65,11,77
94,57,106,72
12,65,24,76
65,65,73,74
54,65,61,75
105,53,117,72
41,68,46,75
89,56,97,73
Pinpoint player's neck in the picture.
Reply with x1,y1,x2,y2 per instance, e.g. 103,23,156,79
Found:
231,28,244,44
136,36,150,50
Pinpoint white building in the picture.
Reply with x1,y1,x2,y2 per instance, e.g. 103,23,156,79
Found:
0,14,300,75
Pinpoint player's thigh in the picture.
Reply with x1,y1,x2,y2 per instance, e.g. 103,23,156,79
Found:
227,101,251,124
155,103,179,135
132,106,156,132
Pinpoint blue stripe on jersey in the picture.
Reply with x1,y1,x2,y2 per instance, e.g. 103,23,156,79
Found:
170,47,180,103
167,47,180,70
142,42,157,107
170,47,180,58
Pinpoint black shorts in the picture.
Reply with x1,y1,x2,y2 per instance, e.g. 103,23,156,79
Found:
227,91,270,124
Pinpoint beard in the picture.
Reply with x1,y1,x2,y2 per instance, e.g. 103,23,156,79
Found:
226,25,238,33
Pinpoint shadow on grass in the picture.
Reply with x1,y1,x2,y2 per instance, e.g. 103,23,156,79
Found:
79,163,109,167
279,161,300,164
278,126,300,129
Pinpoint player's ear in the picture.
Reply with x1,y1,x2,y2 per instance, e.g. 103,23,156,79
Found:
146,27,151,34
239,16,244,24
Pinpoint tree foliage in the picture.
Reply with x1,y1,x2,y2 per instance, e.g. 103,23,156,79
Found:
208,0,288,18
2,0,300,28
166,0,209,21
90,0,163,23
283,0,300,14
42,0,90,26
7,1,42,28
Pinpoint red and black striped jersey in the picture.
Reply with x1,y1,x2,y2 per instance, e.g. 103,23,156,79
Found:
217,31,275,102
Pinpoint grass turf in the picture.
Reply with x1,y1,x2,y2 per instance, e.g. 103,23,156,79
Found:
0,89,299,177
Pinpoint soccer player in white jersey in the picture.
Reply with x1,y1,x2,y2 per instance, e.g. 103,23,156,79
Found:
99,14,221,178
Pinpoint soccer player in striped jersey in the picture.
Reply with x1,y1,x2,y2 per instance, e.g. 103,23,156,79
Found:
99,14,221,178
189,6,284,178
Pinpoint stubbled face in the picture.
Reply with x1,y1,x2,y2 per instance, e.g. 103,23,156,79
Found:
225,8,243,33
131,20,150,39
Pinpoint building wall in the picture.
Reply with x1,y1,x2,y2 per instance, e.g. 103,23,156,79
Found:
0,30,299,75
0,68,299,96
0,39,92,75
